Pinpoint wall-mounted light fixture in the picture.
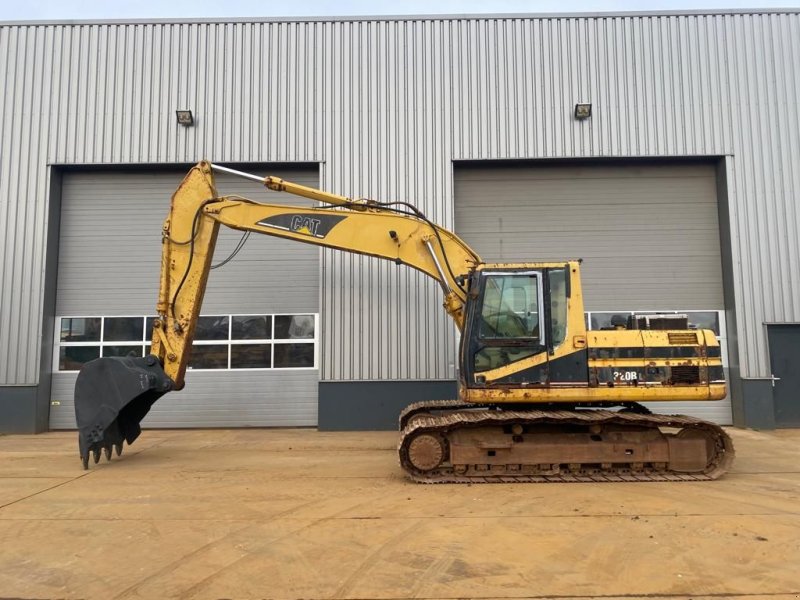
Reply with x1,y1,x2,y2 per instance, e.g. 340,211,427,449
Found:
574,102,592,120
176,110,194,126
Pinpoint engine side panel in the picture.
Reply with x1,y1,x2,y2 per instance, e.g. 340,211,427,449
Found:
461,330,725,404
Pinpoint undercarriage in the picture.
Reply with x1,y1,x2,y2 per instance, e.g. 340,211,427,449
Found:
398,400,735,483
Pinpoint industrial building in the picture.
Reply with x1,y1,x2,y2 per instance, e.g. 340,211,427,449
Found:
1,9,798,433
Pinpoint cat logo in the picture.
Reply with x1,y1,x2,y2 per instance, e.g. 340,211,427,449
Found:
290,215,322,237
256,213,347,239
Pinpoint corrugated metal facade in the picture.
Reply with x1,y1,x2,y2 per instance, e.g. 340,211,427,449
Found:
1,12,799,388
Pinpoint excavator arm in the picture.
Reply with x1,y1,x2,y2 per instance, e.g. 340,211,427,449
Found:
74,161,480,467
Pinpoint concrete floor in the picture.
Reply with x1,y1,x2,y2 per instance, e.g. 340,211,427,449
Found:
0,427,798,600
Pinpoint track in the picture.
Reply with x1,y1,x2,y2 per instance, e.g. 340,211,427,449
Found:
398,400,735,483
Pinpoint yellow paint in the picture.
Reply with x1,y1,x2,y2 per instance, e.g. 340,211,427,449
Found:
461,383,727,403
151,161,480,389
588,359,723,368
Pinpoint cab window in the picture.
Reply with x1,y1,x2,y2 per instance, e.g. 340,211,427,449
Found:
479,274,540,341
549,267,568,347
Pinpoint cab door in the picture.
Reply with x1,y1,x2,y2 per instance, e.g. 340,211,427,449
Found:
462,270,548,385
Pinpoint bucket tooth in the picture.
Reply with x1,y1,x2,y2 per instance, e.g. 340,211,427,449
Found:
115,442,123,457
103,446,112,461
92,448,101,464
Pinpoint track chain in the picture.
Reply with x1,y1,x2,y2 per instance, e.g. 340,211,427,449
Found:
398,399,473,429
398,403,735,483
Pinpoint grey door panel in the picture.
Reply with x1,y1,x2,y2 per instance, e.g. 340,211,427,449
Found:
767,324,800,428
454,162,730,424
51,165,320,429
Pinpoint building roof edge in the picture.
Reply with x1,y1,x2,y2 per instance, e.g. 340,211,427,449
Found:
2,8,799,27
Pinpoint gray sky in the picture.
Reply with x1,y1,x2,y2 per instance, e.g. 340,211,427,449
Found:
1,0,798,21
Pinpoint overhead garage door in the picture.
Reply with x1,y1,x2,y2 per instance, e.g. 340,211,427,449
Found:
50,165,320,429
455,162,731,424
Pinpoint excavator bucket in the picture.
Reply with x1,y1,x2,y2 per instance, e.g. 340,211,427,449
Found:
74,355,174,469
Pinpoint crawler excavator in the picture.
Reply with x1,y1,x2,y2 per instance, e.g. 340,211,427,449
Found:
74,162,734,482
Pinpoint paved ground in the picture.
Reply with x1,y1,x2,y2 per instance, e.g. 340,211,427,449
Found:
0,427,798,600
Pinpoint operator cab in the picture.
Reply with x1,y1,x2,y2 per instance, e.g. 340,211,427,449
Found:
461,263,577,386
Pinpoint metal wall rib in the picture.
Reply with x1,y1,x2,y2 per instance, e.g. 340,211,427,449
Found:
0,13,798,385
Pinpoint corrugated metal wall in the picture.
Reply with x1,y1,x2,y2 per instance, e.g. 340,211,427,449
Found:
1,12,799,386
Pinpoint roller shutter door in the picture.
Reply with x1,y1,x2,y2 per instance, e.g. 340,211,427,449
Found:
454,163,730,424
50,165,320,429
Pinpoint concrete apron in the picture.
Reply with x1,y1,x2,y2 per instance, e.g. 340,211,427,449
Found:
0,428,798,600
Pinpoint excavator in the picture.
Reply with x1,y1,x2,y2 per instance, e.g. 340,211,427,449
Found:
74,161,734,482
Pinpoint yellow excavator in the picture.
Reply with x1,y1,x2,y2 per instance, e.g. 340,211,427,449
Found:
74,161,734,482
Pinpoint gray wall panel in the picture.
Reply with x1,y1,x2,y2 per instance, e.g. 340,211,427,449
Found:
49,370,318,429
318,380,458,430
0,387,40,433
0,13,798,395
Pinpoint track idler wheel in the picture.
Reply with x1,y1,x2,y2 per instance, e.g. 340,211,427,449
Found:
668,427,717,473
406,433,447,472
